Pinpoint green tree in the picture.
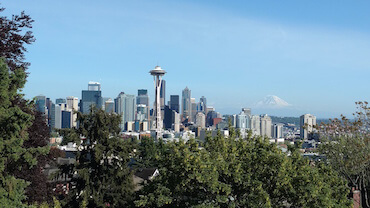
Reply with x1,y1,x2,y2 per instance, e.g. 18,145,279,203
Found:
135,133,351,207
135,138,230,208
62,108,135,208
0,58,47,207
319,101,370,207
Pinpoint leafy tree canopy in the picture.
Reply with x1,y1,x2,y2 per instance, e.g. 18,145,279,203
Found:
135,133,351,208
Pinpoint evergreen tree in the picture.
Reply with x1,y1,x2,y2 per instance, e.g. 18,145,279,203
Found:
62,108,135,208
0,58,47,207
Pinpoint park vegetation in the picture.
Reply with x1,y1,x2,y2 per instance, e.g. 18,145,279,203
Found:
0,3,366,208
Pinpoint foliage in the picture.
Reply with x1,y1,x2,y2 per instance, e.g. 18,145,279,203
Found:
61,107,135,208
319,101,370,207
0,5,35,71
135,132,351,207
0,58,41,206
13,110,55,204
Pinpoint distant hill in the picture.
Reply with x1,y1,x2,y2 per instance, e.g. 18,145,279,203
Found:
270,116,299,125
271,116,330,126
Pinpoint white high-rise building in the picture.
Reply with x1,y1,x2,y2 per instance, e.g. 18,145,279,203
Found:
251,115,261,136
195,112,206,128
273,123,284,139
236,109,251,129
300,114,316,139
66,96,78,127
115,92,136,131
173,111,180,132
260,114,272,138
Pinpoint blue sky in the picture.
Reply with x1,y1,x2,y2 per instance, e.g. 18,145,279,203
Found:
2,0,370,118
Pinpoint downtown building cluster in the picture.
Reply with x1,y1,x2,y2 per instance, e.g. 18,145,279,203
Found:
35,80,317,142
34,81,225,136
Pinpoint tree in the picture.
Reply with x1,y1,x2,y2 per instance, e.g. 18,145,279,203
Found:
0,58,47,207
135,138,231,208
0,5,35,72
319,101,370,207
62,108,135,208
135,133,351,207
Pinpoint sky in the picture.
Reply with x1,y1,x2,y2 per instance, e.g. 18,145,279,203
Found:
2,0,370,118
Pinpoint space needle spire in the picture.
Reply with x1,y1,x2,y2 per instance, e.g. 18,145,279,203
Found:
149,66,166,139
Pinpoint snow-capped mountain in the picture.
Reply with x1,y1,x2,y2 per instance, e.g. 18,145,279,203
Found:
255,95,291,109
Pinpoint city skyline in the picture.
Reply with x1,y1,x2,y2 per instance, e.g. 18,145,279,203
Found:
2,0,370,118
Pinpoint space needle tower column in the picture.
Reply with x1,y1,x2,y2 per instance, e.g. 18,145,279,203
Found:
149,66,166,139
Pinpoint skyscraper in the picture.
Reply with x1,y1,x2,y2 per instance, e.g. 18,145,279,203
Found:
236,110,251,129
80,81,102,114
115,92,136,131
105,99,114,113
137,89,149,120
35,95,47,114
273,123,284,139
136,104,147,122
66,96,79,127
260,114,272,138
182,87,191,121
199,96,207,113
300,114,316,139
251,115,261,136
163,105,173,130
170,95,180,113
191,98,197,122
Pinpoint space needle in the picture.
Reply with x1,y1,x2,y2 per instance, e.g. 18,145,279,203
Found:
150,66,166,139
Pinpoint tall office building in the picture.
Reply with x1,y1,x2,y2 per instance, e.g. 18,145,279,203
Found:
136,104,147,122
206,108,218,126
88,81,101,91
61,111,72,128
170,95,180,113
137,89,149,120
137,89,149,105
251,115,261,136
105,99,114,113
273,123,284,139
163,105,173,130
80,81,103,114
35,95,47,114
173,111,180,132
236,110,251,129
260,114,272,138
182,87,191,121
66,96,78,127
300,114,316,139
115,92,136,131
191,98,197,122
54,104,62,129
54,103,70,129
199,96,207,114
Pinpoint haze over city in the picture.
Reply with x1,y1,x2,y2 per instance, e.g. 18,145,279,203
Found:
3,0,370,118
